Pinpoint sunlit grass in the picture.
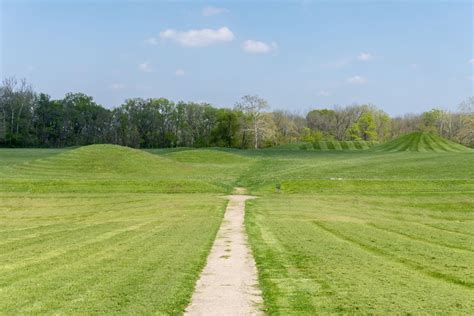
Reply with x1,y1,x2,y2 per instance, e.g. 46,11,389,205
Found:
246,192,474,314
1,142,473,314
0,192,226,314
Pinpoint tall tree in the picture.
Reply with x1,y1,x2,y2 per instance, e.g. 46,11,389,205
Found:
33,93,63,146
306,109,336,138
348,111,378,141
235,95,269,149
211,109,240,147
0,77,36,146
333,105,365,141
61,92,111,145
455,97,474,147
179,102,217,147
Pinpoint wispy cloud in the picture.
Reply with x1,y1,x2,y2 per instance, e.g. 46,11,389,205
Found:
138,62,153,73
347,75,367,85
202,6,229,17
242,40,277,54
358,52,372,61
160,27,234,47
144,37,158,46
175,69,185,76
469,58,474,65
110,83,126,90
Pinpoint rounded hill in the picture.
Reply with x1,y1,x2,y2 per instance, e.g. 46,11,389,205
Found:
269,140,378,151
11,144,188,178
372,132,472,152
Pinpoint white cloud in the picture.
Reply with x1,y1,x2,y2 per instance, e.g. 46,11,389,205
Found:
410,63,419,69
175,69,185,76
347,75,367,85
138,62,153,73
358,52,372,61
202,6,229,16
144,37,158,46
159,27,234,47
242,40,277,54
317,90,331,96
469,58,474,65
110,83,126,90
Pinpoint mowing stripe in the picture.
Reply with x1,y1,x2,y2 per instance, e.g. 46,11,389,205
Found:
313,221,473,289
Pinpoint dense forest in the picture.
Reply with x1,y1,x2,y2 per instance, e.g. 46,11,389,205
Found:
1,77,473,148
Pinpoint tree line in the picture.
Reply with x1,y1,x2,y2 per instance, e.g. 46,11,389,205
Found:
1,77,473,148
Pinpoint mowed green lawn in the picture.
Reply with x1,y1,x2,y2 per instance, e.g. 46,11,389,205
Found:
1,142,473,314
0,146,234,314
241,150,474,314
0,193,225,314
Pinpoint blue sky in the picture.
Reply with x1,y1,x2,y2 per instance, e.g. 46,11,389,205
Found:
1,0,473,115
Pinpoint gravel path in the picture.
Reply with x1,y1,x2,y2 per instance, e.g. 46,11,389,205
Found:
185,194,263,315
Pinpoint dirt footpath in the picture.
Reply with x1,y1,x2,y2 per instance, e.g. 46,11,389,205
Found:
185,194,263,315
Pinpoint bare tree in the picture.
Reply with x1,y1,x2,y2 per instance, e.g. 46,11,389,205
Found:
235,95,269,149
333,105,365,140
0,77,35,145
455,97,474,147
271,110,302,145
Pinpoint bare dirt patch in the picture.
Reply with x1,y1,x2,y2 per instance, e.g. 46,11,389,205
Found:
233,187,248,194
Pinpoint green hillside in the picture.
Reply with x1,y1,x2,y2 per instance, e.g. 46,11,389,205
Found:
1,145,473,314
162,148,252,164
314,140,378,150
7,144,186,179
0,145,224,193
372,132,471,152
271,140,378,151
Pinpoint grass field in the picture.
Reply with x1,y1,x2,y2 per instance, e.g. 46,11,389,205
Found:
0,146,231,314
372,132,472,152
1,133,473,314
271,140,378,151
245,186,474,313
239,135,473,313
1,193,225,314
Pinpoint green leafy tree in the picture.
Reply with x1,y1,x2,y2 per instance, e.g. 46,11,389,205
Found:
347,111,378,141
211,109,240,147
358,111,378,140
421,108,445,134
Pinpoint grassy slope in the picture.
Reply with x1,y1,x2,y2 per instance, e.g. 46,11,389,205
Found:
271,140,378,151
239,150,474,194
372,131,472,152
0,148,67,167
241,149,474,314
0,145,238,193
0,145,232,314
